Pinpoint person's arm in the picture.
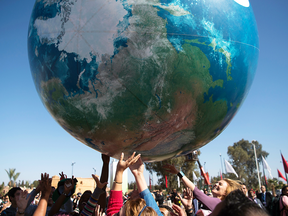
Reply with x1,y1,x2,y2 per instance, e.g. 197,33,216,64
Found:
33,173,52,216
98,154,110,210
163,164,220,211
80,174,107,216
107,152,140,216
129,157,163,216
163,164,195,191
48,178,75,216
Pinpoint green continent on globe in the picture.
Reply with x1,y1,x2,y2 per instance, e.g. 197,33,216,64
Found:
28,0,259,161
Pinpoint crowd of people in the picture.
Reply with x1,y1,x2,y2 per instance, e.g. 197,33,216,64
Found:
0,153,287,216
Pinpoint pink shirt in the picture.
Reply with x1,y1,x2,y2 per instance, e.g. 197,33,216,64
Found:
280,195,288,216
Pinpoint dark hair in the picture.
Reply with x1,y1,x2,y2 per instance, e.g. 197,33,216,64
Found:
159,205,174,215
217,189,269,216
282,186,288,195
8,187,21,200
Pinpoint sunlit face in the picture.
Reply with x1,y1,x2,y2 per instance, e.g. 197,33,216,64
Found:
242,185,247,195
261,185,266,193
212,180,228,198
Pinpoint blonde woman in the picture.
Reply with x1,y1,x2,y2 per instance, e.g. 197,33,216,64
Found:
163,164,241,212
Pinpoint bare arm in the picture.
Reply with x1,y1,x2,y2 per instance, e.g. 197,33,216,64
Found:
33,173,52,216
98,154,110,210
163,164,195,191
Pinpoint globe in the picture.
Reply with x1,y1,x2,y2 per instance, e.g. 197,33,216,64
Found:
28,0,259,161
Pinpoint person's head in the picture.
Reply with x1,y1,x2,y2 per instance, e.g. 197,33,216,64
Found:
173,189,177,193
203,188,208,194
7,187,22,206
241,183,247,196
78,190,92,212
48,186,55,206
281,186,288,196
159,205,174,216
210,189,269,216
248,189,255,198
212,179,241,200
2,195,9,204
261,185,266,193
121,198,157,216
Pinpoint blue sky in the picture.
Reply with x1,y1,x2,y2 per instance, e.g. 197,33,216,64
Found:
1,0,288,188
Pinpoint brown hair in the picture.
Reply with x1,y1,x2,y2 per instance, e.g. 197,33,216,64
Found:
125,198,157,216
221,178,242,200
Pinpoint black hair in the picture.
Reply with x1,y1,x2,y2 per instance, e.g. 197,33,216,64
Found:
217,189,269,216
8,187,21,201
282,185,288,195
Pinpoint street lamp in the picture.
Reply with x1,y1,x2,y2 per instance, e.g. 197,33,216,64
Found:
204,162,206,171
72,162,76,176
220,154,224,177
93,168,96,174
251,140,261,190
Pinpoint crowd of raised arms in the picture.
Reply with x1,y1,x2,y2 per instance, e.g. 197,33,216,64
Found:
0,153,287,216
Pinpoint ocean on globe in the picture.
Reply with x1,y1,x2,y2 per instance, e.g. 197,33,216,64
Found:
28,0,259,161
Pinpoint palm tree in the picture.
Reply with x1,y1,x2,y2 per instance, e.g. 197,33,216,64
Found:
5,168,20,187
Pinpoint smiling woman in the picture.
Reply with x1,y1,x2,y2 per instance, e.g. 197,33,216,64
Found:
163,164,242,212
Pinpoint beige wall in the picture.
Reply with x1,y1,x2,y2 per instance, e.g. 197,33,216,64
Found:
51,175,99,195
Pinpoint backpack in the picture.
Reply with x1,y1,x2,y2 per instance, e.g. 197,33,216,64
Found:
270,195,285,216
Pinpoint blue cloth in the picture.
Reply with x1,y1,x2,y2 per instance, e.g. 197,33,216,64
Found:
193,198,198,213
139,189,163,216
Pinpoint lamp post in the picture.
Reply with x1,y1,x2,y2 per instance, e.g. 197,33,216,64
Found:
204,162,206,171
93,168,96,175
220,154,224,177
72,162,76,176
252,140,261,190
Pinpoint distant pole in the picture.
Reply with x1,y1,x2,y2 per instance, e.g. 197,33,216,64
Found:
93,168,96,175
261,156,267,188
220,154,224,178
204,162,206,171
252,140,261,190
72,162,76,176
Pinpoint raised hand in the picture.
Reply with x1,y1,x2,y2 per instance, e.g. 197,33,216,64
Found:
92,174,108,189
178,187,193,210
40,173,52,199
63,178,75,194
163,164,179,174
129,156,144,176
59,172,67,180
117,152,141,172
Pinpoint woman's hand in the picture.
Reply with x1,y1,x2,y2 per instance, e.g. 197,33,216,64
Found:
117,152,141,172
178,187,193,210
129,156,144,176
163,164,179,174
92,174,108,189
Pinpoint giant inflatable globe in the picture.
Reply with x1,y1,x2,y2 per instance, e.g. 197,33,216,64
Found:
28,0,259,161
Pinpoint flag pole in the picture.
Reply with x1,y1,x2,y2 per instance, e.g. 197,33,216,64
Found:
262,156,267,188
280,150,288,184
